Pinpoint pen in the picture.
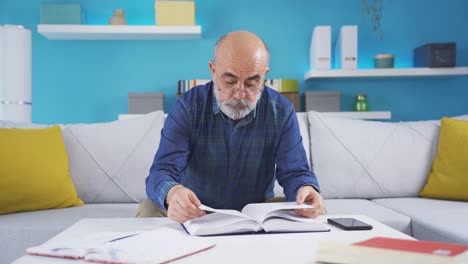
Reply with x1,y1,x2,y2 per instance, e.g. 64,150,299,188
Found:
106,233,138,243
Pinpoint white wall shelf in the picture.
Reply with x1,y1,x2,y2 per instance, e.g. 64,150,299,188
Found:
118,111,391,121
319,111,391,120
37,24,202,40
304,67,468,80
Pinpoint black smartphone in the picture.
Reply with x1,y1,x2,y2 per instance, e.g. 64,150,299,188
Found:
327,218,373,230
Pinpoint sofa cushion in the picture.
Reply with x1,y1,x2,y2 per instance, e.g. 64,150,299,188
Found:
373,198,468,244
0,121,47,129
420,118,468,201
62,111,164,203
0,126,83,215
324,199,412,235
308,111,444,199
0,203,138,264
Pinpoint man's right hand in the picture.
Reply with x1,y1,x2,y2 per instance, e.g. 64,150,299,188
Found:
166,185,206,223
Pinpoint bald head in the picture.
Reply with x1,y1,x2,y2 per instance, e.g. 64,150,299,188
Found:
208,31,270,120
212,31,270,69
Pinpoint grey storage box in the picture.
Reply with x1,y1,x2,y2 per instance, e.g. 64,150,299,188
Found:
305,91,341,112
128,93,164,114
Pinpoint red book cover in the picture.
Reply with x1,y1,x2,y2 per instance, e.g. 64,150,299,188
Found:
354,237,468,257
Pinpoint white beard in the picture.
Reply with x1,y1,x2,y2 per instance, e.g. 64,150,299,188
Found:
213,82,260,120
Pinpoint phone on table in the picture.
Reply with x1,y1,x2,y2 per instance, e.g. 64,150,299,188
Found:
327,218,373,231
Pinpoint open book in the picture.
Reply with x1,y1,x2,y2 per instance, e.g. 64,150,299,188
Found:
183,202,330,236
26,228,215,263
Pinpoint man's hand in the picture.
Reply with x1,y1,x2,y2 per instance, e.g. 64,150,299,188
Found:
166,185,206,223
295,185,325,218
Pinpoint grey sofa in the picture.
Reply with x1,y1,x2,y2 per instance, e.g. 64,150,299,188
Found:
1,111,467,263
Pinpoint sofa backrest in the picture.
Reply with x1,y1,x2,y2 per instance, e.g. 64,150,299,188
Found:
62,111,165,203
5,111,467,202
307,111,468,199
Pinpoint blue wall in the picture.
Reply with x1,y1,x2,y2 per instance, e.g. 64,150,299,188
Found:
2,0,467,123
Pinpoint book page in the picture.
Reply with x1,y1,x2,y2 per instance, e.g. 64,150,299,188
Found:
183,211,260,236
85,228,215,264
199,204,251,219
262,217,330,233
265,209,322,223
241,202,313,224
26,231,140,259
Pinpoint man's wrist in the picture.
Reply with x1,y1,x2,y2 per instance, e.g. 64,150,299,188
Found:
300,184,319,193
165,184,183,207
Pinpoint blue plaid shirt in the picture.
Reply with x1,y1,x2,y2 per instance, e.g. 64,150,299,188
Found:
146,81,319,210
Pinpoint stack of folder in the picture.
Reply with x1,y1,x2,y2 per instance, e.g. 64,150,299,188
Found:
310,25,358,70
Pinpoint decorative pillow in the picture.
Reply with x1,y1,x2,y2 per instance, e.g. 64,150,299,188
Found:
308,112,443,199
61,111,164,203
0,126,83,215
419,117,468,201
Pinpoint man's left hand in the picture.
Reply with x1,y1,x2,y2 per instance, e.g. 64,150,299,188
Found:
295,185,325,218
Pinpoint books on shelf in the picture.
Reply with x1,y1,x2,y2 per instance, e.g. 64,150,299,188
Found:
264,79,298,93
26,228,215,263
177,79,299,94
178,79,211,94
316,237,468,264
183,202,330,236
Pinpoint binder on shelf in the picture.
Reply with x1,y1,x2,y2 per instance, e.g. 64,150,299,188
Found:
335,25,358,69
264,79,298,92
310,26,331,70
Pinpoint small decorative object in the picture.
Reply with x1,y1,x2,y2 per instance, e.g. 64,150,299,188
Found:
353,94,370,112
414,43,456,68
109,9,127,25
374,53,394,68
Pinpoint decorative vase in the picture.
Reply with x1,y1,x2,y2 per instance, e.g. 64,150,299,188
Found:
353,94,370,112
374,53,395,68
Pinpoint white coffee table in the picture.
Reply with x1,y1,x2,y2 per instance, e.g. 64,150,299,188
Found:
13,215,413,264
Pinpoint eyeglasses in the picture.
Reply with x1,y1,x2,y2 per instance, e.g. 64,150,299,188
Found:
215,74,264,97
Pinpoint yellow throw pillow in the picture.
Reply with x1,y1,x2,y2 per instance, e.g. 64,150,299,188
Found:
419,117,468,201
0,126,83,214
